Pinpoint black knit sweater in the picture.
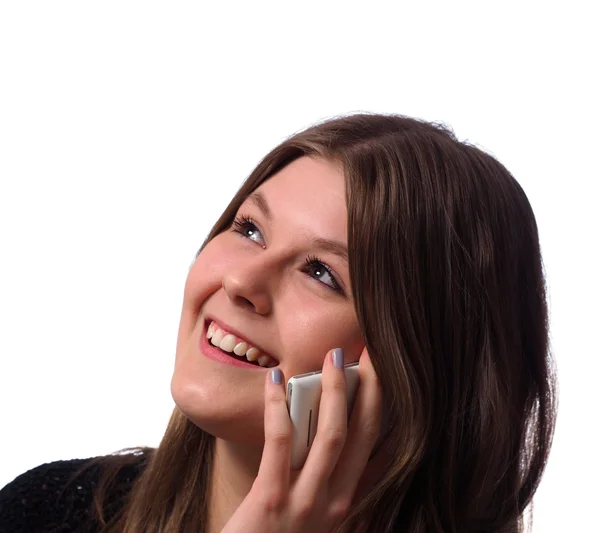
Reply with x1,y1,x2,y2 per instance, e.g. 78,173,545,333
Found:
0,455,147,533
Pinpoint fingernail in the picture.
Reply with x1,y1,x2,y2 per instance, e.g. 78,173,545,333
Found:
270,368,282,384
333,348,344,369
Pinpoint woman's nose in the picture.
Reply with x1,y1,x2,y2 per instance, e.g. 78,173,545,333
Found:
221,258,274,315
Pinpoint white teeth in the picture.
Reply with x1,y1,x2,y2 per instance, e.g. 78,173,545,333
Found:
206,321,276,367
210,329,224,347
245,347,260,362
234,341,249,356
219,334,237,353
207,322,215,339
257,355,271,367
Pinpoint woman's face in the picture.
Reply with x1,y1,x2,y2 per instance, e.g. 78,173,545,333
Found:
171,156,364,444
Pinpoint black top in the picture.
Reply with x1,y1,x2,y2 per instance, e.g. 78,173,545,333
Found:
0,455,146,533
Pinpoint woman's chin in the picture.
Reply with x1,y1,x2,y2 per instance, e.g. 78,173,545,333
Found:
171,371,266,445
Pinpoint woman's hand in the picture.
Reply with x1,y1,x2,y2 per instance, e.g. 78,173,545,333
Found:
220,347,383,533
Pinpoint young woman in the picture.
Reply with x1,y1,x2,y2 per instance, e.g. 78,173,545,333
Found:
0,113,557,533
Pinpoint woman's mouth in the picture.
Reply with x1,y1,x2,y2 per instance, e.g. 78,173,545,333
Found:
201,319,278,369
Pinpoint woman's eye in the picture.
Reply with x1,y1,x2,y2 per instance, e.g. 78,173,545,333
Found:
232,215,265,246
231,216,343,295
303,256,343,294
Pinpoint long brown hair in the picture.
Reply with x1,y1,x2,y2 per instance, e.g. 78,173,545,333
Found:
71,113,557,532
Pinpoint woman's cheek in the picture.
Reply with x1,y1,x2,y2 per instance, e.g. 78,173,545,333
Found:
281,304,363,372
184,238,237,307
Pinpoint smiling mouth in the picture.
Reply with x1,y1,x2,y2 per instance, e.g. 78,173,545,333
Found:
204,319,278,368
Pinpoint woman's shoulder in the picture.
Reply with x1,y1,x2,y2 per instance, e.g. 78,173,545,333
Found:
0,451,150,533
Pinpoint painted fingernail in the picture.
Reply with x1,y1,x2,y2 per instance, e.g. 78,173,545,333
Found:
333,348,344,369
270,368,282,384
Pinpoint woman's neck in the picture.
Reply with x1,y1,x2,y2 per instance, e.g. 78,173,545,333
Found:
207,437,264,533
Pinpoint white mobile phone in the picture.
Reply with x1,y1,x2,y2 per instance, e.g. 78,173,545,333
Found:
286,362,360,470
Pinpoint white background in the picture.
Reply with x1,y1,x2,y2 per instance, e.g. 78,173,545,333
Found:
0,2,598,531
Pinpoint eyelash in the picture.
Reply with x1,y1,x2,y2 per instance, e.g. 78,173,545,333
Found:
232,215,262,244
231,214,343,294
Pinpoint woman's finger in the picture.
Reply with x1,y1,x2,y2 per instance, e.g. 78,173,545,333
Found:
297,348,348,491
330,347,383,502
255,368,292,497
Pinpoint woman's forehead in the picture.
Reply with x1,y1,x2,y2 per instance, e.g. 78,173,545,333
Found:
248,156,347,239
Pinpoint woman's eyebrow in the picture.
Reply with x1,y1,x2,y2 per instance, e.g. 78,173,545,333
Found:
309,237,348,264
247,190,348,264
247,191,272,220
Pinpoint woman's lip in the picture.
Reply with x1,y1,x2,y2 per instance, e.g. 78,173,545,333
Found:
204,316,278,362
199,321,270,370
